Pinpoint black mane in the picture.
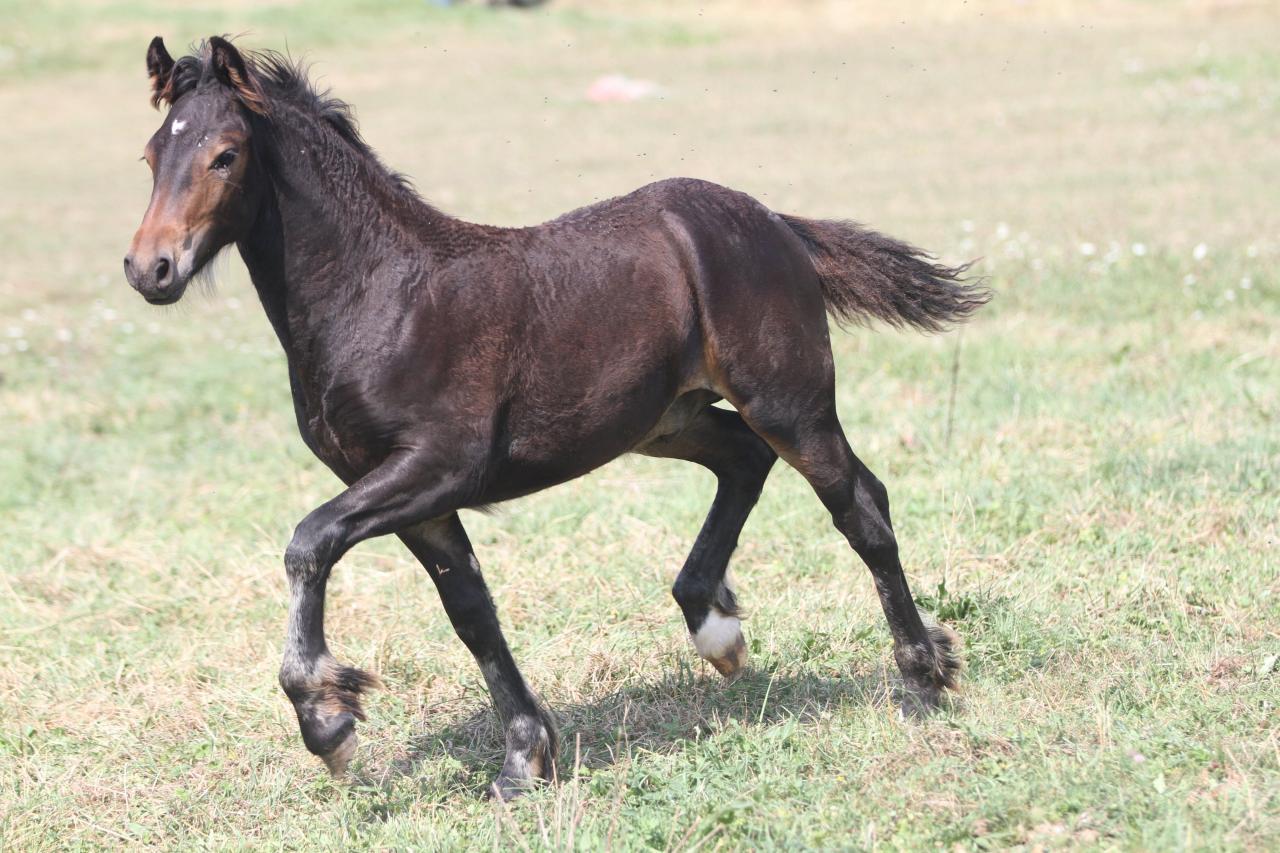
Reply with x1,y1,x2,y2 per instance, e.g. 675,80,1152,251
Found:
168,39,418,197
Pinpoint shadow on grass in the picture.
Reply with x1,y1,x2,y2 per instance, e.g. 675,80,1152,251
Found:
355,663,896,805
347,592,1037,813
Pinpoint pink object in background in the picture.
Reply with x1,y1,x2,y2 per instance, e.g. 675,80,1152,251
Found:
586,74,662,103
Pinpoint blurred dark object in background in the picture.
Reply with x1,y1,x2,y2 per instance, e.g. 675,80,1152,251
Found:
430,0,549,7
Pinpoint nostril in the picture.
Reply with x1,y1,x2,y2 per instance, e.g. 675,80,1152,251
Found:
154,256,171,285
123,255,134,274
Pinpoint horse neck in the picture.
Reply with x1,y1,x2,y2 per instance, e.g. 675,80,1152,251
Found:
237,106,462,354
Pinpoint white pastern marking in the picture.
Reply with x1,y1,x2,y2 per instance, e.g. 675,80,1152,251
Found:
171,120,187,135
692,609,741,660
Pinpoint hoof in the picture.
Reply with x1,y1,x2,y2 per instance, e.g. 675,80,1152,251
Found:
926,621,964,690
898,685,944,719
485,713,557,801
488,773,544,802
707,632,748,679
693,608,748,679
895,622,963,718
283,659,380,779
320,728,358,778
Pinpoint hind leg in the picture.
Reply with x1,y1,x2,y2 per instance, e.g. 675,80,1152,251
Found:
639,406,777,677
739,399,960,712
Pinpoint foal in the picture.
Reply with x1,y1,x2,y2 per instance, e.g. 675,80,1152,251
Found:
124,37,989,798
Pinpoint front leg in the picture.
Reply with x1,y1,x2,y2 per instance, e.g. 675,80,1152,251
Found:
278,454,467,776
398,515,558,800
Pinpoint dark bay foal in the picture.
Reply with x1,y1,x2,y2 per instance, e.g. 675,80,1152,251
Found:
124,37,989,798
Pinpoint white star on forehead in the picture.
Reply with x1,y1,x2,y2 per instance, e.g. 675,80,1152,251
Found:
171,120,187,135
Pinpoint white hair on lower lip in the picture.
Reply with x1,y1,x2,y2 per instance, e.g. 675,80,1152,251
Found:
171,120,187,135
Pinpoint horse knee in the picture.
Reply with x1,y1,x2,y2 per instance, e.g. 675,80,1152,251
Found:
858,471,891,515
828,474,897,562
845,521,898,568
285,516,348,582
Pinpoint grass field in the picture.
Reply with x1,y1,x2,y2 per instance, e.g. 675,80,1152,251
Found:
2,1,1278,848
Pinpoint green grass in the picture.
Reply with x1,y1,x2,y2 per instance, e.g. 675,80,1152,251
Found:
1,1,1277,849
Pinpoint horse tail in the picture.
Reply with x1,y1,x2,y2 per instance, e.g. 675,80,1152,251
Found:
778,214,990,332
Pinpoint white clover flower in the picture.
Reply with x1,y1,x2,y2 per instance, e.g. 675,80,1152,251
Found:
15,339,29,352
1192,243,1208,261
995,222,1010,240
961,219,974,233
1080,242,1096,256
1131,243,1147,256
20,309,37,322
1224,289,1236,301
55,329,73,342
1240,276,1252,290
1246,245,1258,258
6,326,21,338
1184,274,1197,285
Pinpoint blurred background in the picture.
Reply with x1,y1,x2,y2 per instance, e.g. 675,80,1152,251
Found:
2,1,1277,848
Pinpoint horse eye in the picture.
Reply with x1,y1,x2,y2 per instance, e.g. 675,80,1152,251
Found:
211,150,238,172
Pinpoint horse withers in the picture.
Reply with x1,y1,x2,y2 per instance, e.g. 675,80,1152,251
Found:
124,36,989,799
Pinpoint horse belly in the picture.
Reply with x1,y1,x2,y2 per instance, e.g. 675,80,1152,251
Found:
473,304,713,503
481,371,679,501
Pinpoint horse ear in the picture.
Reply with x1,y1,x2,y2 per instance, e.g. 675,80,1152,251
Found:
208,36,267,115
146,36,175,109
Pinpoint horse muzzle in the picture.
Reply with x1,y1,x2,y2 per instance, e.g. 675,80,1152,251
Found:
123,249,189,305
